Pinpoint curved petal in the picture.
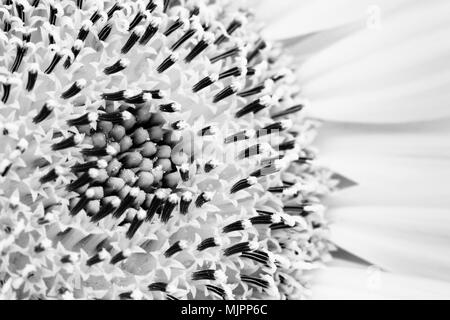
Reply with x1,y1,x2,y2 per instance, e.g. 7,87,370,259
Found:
310,261,450,299
251,0,408,40
315,119,450,208
298,0,450,123
315,120,450,281
281,22,362,65
325,207,450,282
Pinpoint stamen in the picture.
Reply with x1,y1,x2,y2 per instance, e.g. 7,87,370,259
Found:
39,167,62,184
159,102,181,113
107,3,122,19
66,168,99,192
236,95,275,118
179,163,190,182
223,241,258,256
44,52,63,74
33,101,57,124
224,129,255,144
60,253,79,264
70,187,101,216
10,44,27,73
157,52,179,73
67,112,98,127
179,191,192,214
164,240,188,257
37,212,55,225
240,250,271,266
204,159,219,173
272,104,304,119
77,20,93,41
109,249,131,264
213,82,243,103
148,282,168,292
146,189,166,221
210,46,242,64
250,161,283,178
278,140,296,151
190,6,200,17
192,269,225,282
128,11,145,31
270,222,292,230
126,209,146,239
195,191,213,208
144,89,167,99
15,3,25,22
185,32,215,63
71,159,106,173
34,239,52,253
247,39,267,63
215,17,245,45
240,274,270,290
22,32,31,42
206,285,226,299
164,18,186,37
171,27,196,51
218,66,246,80
89,10,102,24
3,19,11,32
1,77,11,102
91,197,121,223
98,23,113,41
271,68,292,82
63,40,83,69
51,134,82,151
119,290,142,300
197,237,221,251
48,33,55,44
163,0,172,12
113,187,141,219
230,177,258,194
124,91,151,104
250,214,281,225
81,145,117,157
103,58,130,75
60,79,86,99
192,73,219,92
101,90,125,101
86,249,110,267
160,194,179,223
237,143,269,160
222,219,252,233
0,159,12,177
121,26,145,54
139,18,161,45
239,79,274,98
199,125,217,137
26,64,39,91
256,120,292,137
48,5,58,25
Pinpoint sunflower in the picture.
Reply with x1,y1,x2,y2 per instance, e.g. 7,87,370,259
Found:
0,0,449,300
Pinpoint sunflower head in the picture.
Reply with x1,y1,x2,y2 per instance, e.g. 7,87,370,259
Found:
0,0,337,300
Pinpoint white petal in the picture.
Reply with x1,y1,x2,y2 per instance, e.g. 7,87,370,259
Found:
310,262,450,299
251,0,408,40
281,22,362,64
326,206,450,282
298,0,450,123
316,119,450,207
